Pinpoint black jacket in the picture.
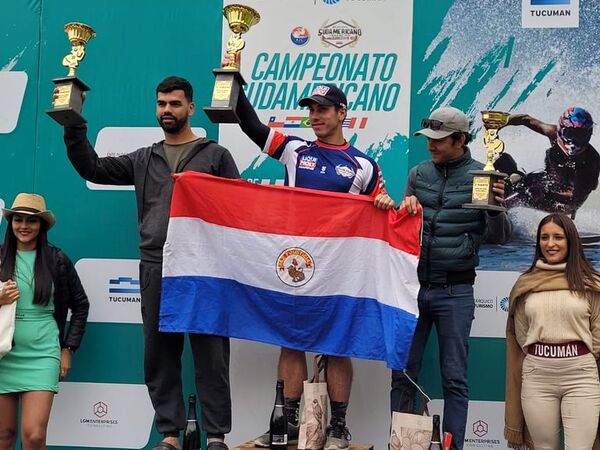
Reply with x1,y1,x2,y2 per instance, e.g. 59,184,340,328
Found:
50,247,89,351
64,125,240,263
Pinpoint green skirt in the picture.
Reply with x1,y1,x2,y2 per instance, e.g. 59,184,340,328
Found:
0,310,60,394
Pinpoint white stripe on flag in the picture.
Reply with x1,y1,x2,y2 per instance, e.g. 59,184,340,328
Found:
163,217,419,316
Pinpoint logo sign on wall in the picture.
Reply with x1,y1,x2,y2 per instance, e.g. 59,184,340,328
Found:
47,382,154,449
318,19,361,48
430,400,509,449
471,271,520,338
0,71,28,134
75,258,143,324
88,127,206,191
522,0,579,28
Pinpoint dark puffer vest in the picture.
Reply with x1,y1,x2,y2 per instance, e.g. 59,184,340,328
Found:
411,149,487,284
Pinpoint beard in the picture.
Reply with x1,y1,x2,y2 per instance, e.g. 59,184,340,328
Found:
158,114,188,133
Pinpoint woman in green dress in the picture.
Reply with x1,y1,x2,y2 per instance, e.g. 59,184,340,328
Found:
0,193,89,450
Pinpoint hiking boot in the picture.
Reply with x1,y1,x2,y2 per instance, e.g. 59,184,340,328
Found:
324,423,351,450
253,421,299,448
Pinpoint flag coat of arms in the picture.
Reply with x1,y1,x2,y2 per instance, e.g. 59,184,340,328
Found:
160,172,421,370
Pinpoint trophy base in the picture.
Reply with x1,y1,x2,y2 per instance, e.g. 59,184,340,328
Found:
462,203,507,212
46,107,87,127
203,106,242,124
462,169,508,212
46,76,90,126
204,69,246,124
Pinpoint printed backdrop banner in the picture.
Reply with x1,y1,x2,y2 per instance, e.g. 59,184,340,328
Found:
3,0,600,448
218,0,414,198
160,172,421,370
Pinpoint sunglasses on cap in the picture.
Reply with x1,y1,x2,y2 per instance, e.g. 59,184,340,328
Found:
421,118,462,132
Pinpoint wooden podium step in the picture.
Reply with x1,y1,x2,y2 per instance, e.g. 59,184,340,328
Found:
234,443,374,450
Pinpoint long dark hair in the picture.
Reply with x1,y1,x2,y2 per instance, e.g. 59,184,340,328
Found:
527,213,600,298
0,215,55,305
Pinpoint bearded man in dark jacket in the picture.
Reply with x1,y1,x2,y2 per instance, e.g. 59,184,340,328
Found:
60,76,239,450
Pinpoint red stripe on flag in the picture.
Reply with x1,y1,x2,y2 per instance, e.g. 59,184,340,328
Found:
170,172,421,256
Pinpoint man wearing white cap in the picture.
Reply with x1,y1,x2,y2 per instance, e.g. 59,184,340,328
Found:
390,106,511,450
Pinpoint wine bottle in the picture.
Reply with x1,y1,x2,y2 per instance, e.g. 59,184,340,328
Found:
183,394,201,450
269,379,288,450
429,415,442,450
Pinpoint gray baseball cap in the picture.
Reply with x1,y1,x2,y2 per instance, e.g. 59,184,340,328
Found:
415,106,470,139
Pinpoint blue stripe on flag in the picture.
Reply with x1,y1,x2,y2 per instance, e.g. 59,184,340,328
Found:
160,276,417,370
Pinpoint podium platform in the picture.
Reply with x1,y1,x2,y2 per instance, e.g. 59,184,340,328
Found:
234,443,374,450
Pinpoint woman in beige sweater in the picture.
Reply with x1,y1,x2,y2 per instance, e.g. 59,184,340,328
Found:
505,213,600,450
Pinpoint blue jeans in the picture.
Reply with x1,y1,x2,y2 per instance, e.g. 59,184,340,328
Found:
390,284,475,450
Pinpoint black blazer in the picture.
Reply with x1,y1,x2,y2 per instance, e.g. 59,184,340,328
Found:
48,247,89,351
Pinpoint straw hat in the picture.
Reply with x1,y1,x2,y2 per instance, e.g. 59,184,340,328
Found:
2,193,56,229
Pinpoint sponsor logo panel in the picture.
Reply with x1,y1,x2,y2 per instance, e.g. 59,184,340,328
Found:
430,400,509,449
0,71,28,134
47,382,153,449
75,258,142,324
522,0,579,28
472,271,520,338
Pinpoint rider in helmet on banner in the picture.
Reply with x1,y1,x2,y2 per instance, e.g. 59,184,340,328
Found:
495,106,599,218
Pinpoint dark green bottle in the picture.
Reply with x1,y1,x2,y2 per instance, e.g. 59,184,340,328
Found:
183,394,200,450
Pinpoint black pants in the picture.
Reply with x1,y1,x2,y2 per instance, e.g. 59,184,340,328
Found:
140,261,232,435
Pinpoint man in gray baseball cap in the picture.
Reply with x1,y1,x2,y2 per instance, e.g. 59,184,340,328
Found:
414,106,470,139
391,106,511,450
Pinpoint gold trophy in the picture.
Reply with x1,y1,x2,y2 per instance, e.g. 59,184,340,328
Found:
204,4,260,123
463,111,510,211
46,22,96,126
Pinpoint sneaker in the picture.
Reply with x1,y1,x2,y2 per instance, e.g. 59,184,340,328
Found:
324,423,351,450
252,422,299,448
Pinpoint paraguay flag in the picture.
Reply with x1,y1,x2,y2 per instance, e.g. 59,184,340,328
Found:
160,172,421,370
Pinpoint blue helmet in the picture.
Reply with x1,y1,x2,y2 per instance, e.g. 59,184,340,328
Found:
557,106,594,156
